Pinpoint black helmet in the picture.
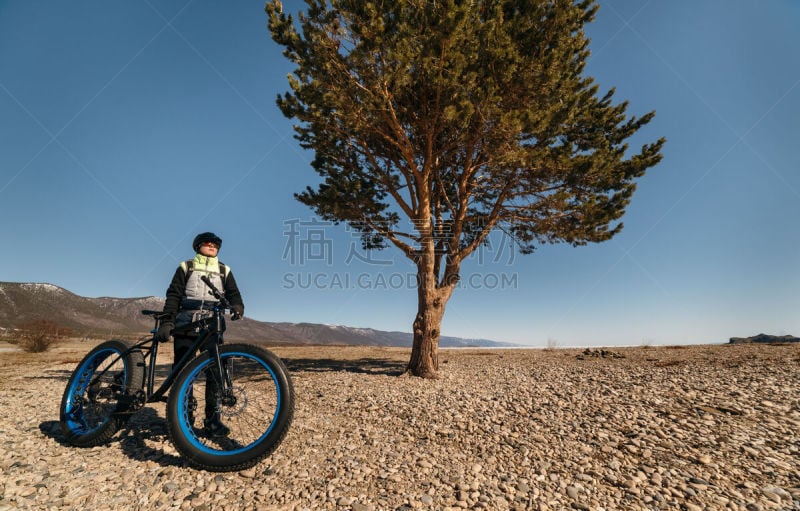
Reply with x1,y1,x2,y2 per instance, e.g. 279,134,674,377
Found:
193,232,222,252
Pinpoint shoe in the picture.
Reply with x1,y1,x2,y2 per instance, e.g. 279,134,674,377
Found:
204,416,230,437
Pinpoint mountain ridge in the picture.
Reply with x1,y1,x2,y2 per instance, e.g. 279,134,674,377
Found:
0,281,517,348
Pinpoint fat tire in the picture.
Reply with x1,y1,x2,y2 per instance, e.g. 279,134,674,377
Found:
59,339,144,447
167,343,294,472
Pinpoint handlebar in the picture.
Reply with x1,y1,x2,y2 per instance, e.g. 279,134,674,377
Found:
200,275,242,320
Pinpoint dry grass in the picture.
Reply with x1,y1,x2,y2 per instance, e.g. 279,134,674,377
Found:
0,339,100,368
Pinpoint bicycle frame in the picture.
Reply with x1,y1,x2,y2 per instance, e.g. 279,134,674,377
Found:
81,306,228,411
87,276,238,407
137,310,226,403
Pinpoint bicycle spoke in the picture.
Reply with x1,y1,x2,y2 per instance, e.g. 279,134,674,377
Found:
182,354,280,450
60,340,144,446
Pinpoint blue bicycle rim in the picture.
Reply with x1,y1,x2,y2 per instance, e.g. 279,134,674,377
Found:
63,347,126,434
177,351,281,456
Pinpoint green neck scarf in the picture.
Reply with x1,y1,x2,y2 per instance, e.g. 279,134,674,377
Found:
192,253,220,273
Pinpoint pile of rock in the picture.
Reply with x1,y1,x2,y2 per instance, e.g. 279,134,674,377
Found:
575,348,625,360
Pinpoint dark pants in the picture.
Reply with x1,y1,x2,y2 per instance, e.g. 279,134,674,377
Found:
173,334,220,419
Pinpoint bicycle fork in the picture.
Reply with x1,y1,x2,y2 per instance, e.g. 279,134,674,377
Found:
208,343,235,408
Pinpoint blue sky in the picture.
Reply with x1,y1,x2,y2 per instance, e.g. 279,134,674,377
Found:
2,1,798,347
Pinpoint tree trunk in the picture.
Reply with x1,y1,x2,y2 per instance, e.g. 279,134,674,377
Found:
407,293,446,378
406,259,454,378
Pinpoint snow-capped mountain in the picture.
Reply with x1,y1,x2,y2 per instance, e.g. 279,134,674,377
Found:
0,282,517,347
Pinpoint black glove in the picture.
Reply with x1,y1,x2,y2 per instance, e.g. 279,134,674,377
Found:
230,304,244,320
155,322,174,342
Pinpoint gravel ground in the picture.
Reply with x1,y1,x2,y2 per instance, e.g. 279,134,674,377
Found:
1,342,799,511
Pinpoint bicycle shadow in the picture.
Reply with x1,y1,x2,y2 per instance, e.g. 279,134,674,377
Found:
283,357,406,376
39,420,68,444
39,409,186,468
117,409,185,467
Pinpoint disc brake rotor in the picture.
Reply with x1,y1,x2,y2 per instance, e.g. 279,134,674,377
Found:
219,386,248,417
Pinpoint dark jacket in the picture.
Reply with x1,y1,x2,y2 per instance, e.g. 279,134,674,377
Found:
162,258,244,324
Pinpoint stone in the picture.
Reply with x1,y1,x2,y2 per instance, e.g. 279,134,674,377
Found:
1,343,798,511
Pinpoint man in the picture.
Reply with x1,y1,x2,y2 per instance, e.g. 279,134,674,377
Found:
155,232,245,437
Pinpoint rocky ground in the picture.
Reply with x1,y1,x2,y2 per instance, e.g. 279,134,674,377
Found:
0,342,798,511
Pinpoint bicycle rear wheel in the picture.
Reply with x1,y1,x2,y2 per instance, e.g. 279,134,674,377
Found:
60,339,144,446
167,343,294,472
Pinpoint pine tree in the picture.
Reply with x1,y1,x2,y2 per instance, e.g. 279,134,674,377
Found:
267,0,665,378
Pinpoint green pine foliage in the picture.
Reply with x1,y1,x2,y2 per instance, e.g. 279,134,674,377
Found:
268,0,665,376
267,0,665,273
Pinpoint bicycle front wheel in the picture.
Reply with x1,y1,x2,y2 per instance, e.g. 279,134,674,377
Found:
59,339,144,446
167,343,294,472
